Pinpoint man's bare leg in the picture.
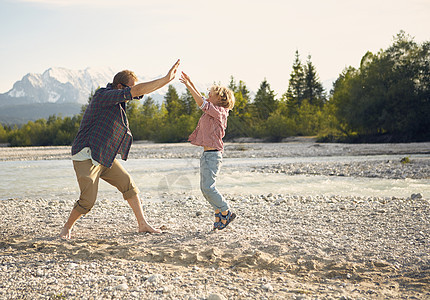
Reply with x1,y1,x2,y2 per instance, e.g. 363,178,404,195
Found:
127,194,161,233
60,208,83,239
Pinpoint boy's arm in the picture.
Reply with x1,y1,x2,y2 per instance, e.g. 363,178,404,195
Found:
180,72,204,107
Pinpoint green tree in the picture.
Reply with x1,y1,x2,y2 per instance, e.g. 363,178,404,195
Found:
180,89,198,116
164,85,182,118
294,100,323,136
0,124,8,143
126,100,144,139
229,76,251,117
7,114,81,147
157,85,199,142
137,96,161,140
252,79,277,120
284,50,306,107
303,55,326,107
262,99,297,141
329,31,430,141
142,96,159,117
226,77,253,138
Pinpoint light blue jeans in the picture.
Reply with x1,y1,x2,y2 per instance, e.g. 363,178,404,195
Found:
200,151,229,212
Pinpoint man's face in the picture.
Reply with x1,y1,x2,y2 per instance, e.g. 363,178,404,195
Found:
126,79,137,88
118,79,137,90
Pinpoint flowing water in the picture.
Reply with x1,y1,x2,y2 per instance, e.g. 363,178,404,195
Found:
1,154,429,200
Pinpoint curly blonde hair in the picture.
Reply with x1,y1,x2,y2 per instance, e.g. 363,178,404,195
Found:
210,85,235,109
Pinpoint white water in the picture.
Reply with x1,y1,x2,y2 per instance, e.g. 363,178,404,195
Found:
0,155,429,200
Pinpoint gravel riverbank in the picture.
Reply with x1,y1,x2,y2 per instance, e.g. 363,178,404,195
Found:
0,141,429,299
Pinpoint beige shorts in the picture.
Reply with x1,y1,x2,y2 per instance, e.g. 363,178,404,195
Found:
72,159,140,214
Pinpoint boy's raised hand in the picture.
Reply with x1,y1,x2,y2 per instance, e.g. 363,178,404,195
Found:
179,71,191,85
180,72,203,106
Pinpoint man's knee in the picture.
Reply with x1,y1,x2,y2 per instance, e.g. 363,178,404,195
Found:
74,174,98,214
73,200,92,214
123,187,140,200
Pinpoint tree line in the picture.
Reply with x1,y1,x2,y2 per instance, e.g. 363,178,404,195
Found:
1,31,428,146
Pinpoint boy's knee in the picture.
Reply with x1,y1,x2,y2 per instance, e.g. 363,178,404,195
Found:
200,184,214,196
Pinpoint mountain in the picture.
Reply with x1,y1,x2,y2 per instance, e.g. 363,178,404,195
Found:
0,67,208,124
0,67,115,124
2,67,115,105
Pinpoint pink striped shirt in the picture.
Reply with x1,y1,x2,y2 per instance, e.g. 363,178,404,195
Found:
188,99,230,151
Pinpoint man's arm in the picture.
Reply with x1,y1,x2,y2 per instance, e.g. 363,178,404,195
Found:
130,59,180,98
180,72,204,107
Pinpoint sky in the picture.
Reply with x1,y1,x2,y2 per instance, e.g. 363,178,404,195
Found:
0,0,429,96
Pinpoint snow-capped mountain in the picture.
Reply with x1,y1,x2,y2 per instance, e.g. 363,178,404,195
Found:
4,67,116,105
0,66,207,106
0,66,209,124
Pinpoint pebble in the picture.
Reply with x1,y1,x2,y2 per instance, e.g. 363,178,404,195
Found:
147,274,164,283
115,283,128,291
207,294,226,300
411,193,423,200
261,283,273,292
67,263,79,270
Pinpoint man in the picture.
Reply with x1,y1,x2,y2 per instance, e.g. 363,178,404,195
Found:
60,59,180,239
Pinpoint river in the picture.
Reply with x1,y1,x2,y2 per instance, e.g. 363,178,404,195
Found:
1,154,429,200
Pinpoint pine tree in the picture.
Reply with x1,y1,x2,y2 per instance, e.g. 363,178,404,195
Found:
0,124,7,143
303,55,325,107
284,50,306,106
253,79,277,120
180,89,197,115
142,96,158,117
228,76,250,116
164,85,181,118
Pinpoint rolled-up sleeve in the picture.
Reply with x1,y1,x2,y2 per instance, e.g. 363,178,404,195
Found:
199,99,207,110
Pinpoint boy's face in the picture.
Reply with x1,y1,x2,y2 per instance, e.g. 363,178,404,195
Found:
207,90,220,104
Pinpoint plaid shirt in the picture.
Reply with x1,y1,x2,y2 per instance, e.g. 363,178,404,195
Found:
71,83,137,168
